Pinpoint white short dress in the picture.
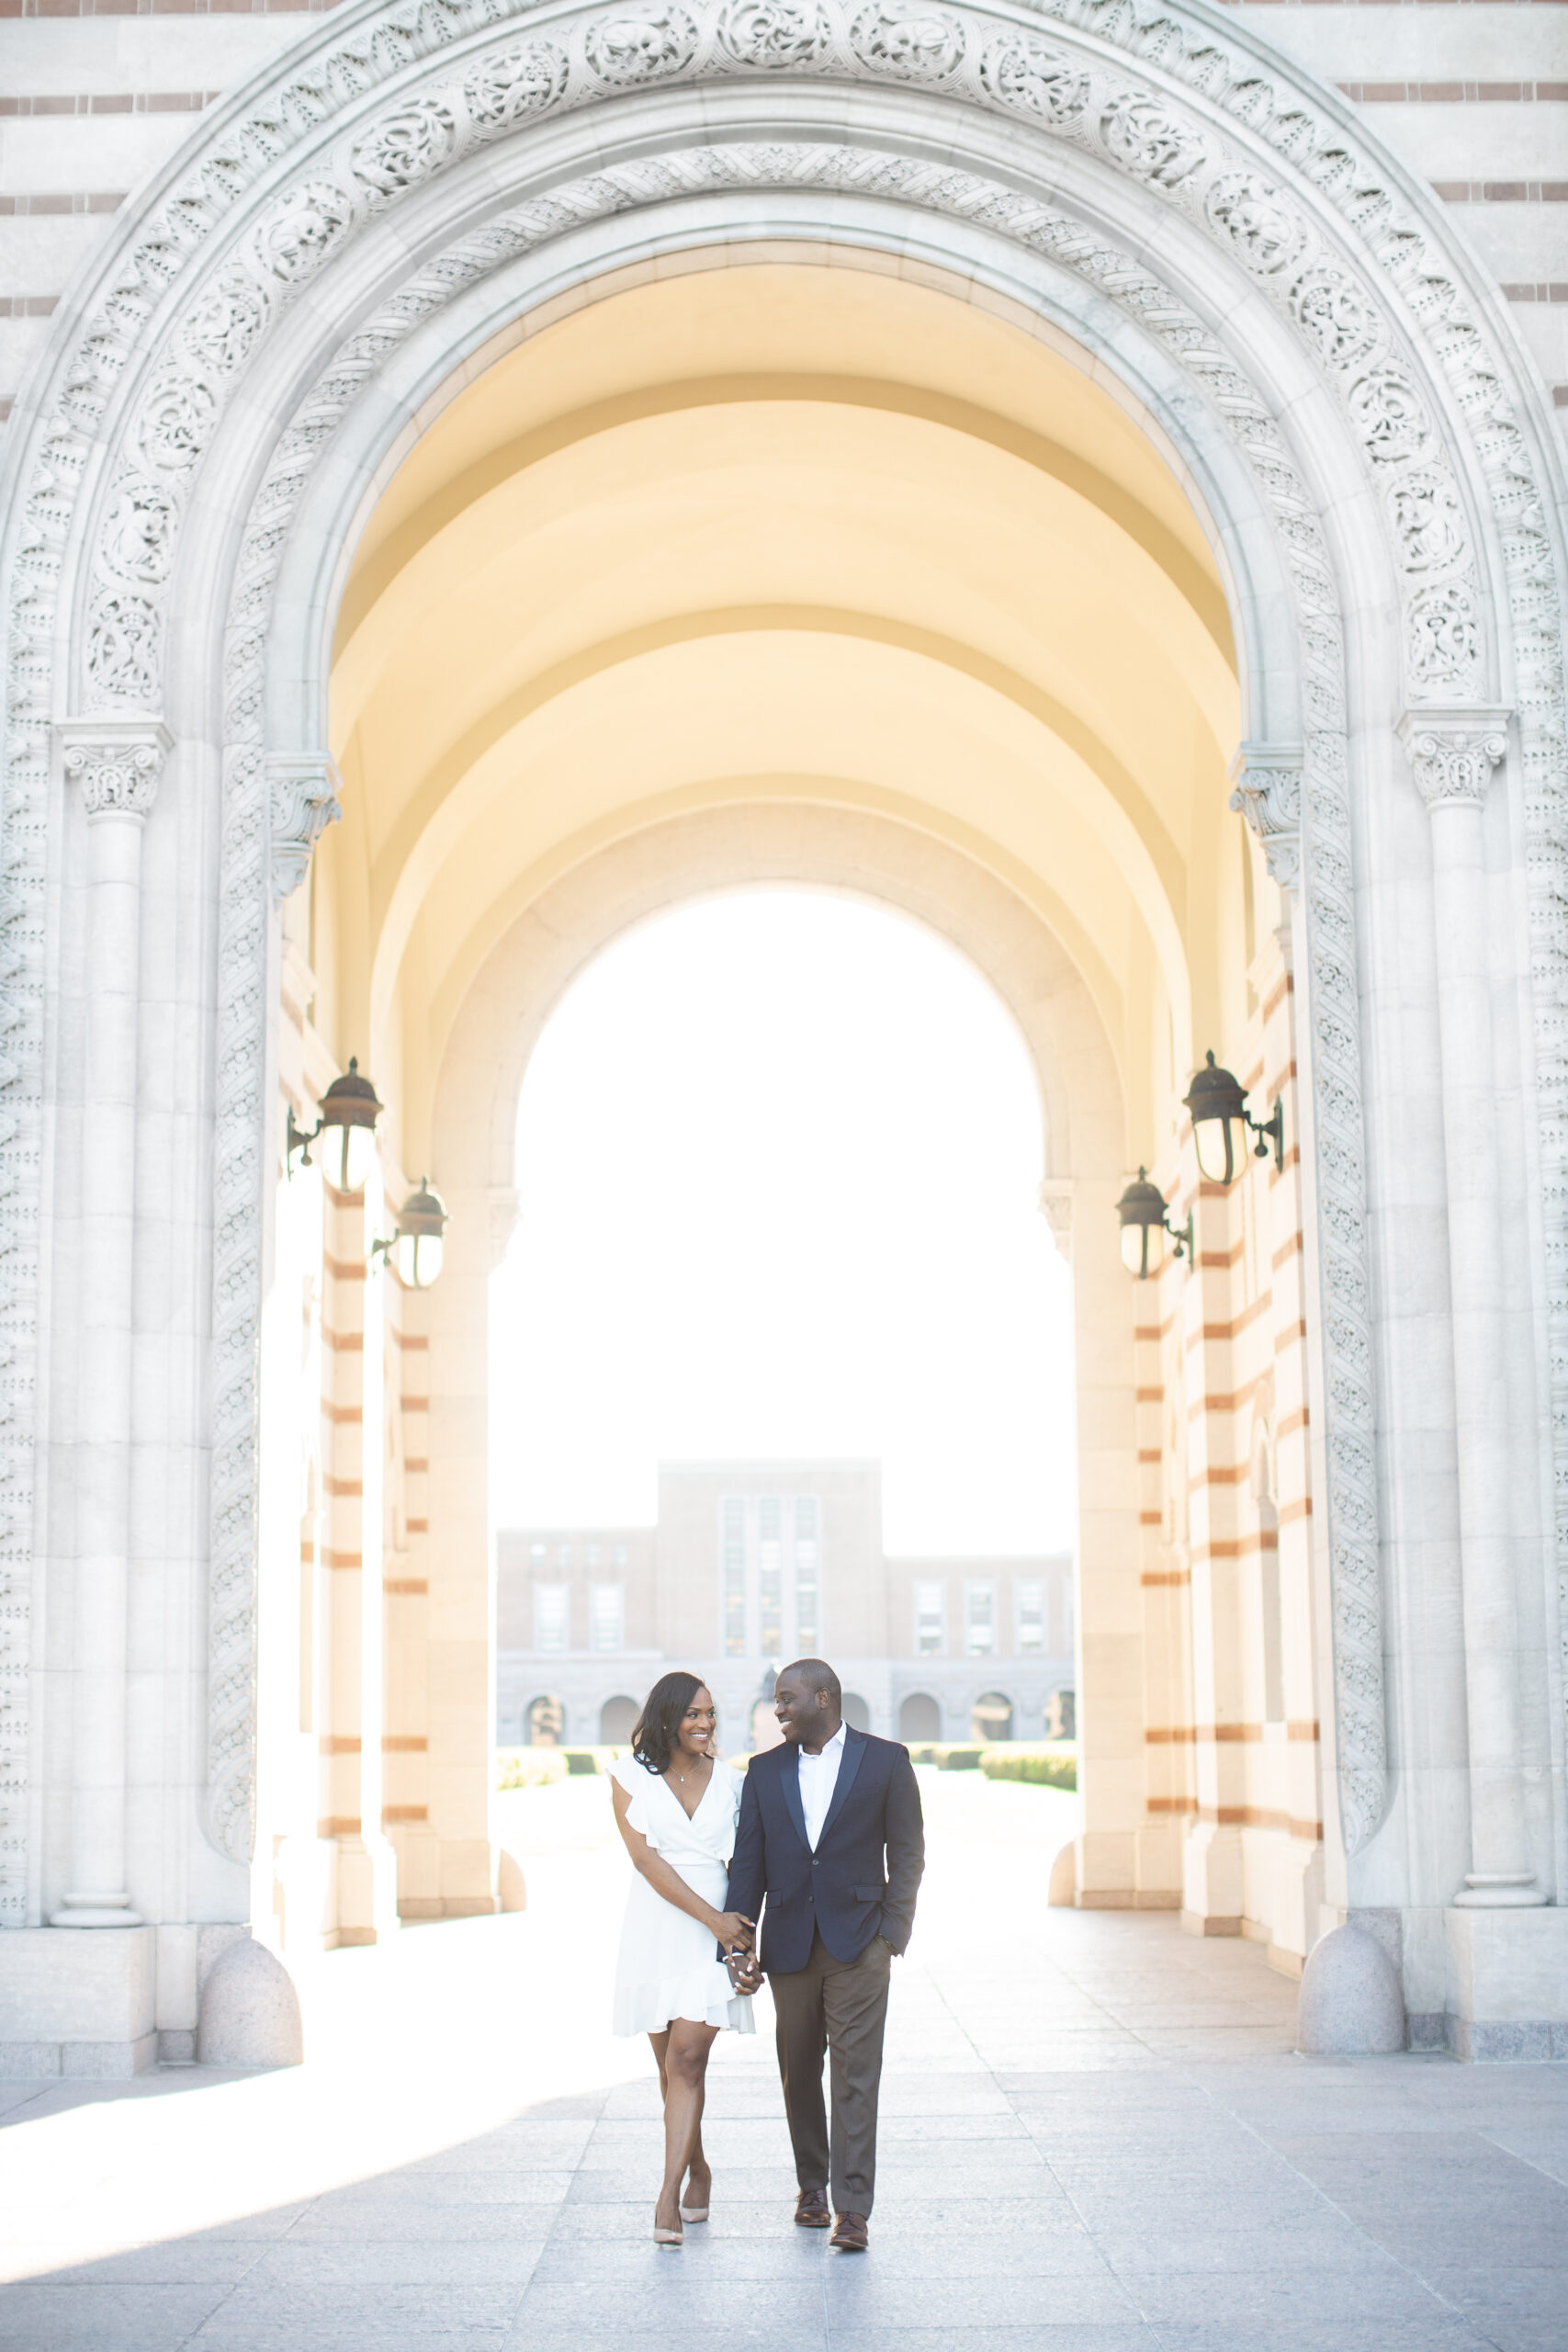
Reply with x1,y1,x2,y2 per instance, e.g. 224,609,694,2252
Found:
610,1754,757,2039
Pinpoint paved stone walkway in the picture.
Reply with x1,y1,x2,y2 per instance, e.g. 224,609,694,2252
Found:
2,1771,1566,2349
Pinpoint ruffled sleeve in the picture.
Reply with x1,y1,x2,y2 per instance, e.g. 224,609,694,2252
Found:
611,1751,663,1849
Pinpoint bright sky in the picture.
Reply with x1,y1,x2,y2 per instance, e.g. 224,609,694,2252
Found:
489,890,1077,1555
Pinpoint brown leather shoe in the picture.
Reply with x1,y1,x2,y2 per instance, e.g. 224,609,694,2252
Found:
795,2187,831,2229
831,2211,869,2251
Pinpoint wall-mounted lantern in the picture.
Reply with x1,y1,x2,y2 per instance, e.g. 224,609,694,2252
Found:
1116,1169,1192,1281
1183,1050,1284,1183
287,1056,383,1193
370,1178,449,1290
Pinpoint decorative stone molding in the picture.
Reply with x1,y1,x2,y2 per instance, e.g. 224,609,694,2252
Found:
1228,745,1303,893
1038,1178,1074,1265
6,0,1567,1898
1398,708,1510,813
59,721,171,825
267,753,342,901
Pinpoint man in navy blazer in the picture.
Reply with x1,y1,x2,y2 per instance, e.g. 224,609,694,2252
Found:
725,1657,924,2251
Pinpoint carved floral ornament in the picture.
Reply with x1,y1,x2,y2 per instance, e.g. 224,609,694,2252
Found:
0,0,1564,1901
60,724,172,823
1398,708,1510,814
1228,744,1302,894
266,754,344,903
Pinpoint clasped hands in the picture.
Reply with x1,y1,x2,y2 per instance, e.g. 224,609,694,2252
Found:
715,1908,763,1995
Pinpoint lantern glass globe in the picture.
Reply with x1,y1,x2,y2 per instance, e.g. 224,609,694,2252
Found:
396,1229,444,1290
1122,1219,1163,1279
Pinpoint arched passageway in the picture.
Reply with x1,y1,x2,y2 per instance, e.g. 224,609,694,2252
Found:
6,0,1567,2069
487,885,1077,1760
277,247,1313,1968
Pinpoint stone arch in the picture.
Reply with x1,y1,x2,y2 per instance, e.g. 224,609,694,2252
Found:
0,0,1562,1945
898,1693,942,1745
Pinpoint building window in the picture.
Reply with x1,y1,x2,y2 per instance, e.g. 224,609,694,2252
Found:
965,1581,996,1657
759,1496,784,1657
1016,1581,1044,1655
529,1542,546,1565
586,1542,600,1569
535,1584,569,1652
590,1583,624,1653
722,1498,747,1657
557,1542,572,1569
613,1543,627,1568
794,1497,819,1652
915,1580,944,1657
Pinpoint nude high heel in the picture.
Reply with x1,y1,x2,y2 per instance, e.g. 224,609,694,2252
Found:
678,2200,709,2223
653,2222,683,2245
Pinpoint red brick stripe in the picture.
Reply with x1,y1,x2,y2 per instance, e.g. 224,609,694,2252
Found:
1433,180,1568,200
0,193,125,214
0,91,217,112
0,0,341,15
1338,79,1568,99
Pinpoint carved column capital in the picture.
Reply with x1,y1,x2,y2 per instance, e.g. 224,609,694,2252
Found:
1398,707,1510,813
60,719,171,822
487,1184,521,1272
1227,743,1302,891
1037,1176,1073,1264
267,753,343,902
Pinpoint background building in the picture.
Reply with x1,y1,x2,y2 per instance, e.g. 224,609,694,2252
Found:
496,1462,1074,1754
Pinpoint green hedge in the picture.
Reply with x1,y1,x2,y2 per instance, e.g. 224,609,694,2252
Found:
495,1744,629,1789
495,1747,568,1791
979,1743,1077,1791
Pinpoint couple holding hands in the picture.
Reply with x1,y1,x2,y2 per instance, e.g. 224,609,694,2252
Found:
608,1659,926,2251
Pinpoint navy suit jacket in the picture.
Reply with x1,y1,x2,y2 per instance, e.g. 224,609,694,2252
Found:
725,1727,925,1973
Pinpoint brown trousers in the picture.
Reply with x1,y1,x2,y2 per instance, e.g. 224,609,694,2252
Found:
769,1928,892,2215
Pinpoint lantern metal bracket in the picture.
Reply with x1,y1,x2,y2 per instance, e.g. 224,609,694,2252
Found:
368,1233,396,1272
286,1103,320,1173
1247,1094,1285,1174
1168,1203,1195,1264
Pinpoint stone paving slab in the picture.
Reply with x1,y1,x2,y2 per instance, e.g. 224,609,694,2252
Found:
1,1771,1565,2347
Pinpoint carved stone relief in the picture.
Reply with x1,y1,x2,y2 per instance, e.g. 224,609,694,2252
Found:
62,727,169,824
1398,709,1510,813
267,753,343,902
1229,745,1303,893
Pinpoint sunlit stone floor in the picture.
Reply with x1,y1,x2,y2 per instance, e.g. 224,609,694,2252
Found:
2,1771,1566,2351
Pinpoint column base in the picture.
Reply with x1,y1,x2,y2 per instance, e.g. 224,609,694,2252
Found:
1451,1875,1547,1910
0,1926,156,2076
1445,1905,1568,2059
49,1892,144,1928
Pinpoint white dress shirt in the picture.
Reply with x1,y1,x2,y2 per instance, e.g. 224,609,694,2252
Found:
796,1719,848,1850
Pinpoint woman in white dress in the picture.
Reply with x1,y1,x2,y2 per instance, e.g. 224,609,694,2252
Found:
609,1672,756,2245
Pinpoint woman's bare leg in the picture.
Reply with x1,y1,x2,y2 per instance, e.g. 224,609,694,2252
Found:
655,2021,718,2233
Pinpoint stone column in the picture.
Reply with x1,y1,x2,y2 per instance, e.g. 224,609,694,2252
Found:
1399,708,1542,1910
51,723,168,1928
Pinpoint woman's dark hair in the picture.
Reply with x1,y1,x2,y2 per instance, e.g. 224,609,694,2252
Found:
630,1671,709,1774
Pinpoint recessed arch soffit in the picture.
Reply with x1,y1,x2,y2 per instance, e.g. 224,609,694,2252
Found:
6,0,1567,1889
418,772,1131,1103
360,605,1195,1041
332,371,1236,663
432,802,1112,1207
